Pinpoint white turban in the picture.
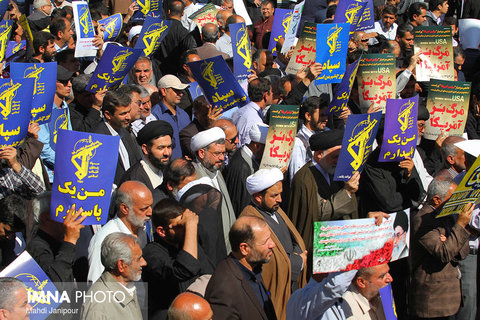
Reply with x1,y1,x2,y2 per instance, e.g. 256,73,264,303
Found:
249,123,269,144
190,127,225,152
246,168,284,195
175,177,216,202
455,140,480,157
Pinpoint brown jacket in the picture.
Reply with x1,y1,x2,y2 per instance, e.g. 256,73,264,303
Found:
409,205,470,318
240,205,307,320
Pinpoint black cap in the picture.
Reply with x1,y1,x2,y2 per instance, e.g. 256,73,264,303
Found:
309,129,344,151
418,105,430,121
57,65,74,81
136,120,174,145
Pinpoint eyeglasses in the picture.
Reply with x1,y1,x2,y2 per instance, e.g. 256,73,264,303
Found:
227,134,238,144
207,150,226,158
57,79,71,86
361,39,369,43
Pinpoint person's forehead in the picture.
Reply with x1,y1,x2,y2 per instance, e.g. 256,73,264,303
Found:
136,60,151,68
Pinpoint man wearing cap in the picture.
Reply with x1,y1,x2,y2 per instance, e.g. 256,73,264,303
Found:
223,123,268,214
288,129,360,247
190,127,236,252
241,168,307,320
120,120,174,205
151,74,192,160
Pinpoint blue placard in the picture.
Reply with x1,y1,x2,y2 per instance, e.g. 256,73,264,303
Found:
5,40,26,60
135,17,171,57
328,59,360,114
268,9,292,55
51,130,120,225
76,2,95,38
98,13,123,42
355,0,374,31
0,251,61,320
230,22,253,82
48,108,69,151
86,44,143,93
315,23,350,84
132,0,162,22
334,112,382,181
188,55,250,113
0,20,13,62
188,81,205,100
379,284,398,320
10,62,57,125
0,0,9,22
0,78,34,149
333,0,366,34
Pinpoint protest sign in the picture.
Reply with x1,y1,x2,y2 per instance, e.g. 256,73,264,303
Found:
0,0,9,20
5,40,26,60
0,20,12,63
51,130,119,225
285,22,316,75
268,9,292,55
414,26,454,81
0,78,34,149
72,1,97,58
328,59,360,114
188,81,205,100
132,0,162,21
424,79,470,140
315,23,350,84
459,19,480,50
188,55,249,113
357,53,396,113
281,2,303,54
86,44,142,93
380,284,398,320
259,105,299,170
334,112,382,181
98,13,123,41
230,22,253,82
379,95,418,162
48,108,69,151
355,0,374,30
232,0,252,25
135,17,171,57
17,15,33,49
333,0,367,34
10,62,57,124
189,3,218,29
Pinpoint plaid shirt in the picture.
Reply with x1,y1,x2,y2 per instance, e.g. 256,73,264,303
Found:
0,165,45,200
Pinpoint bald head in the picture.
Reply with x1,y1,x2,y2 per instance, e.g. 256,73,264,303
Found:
168,292,213,320
216,10,233,31
229,216,267,252
116,181,153,233
441,136,466,172
214,119,238,153
202,23,219,43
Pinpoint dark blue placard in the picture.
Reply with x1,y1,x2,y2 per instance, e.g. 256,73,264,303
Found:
230,22,253,82
132,0,162,22
379,284,398,320
328,59,361,114
0,20,13,62
51,130,120,225
98,13,123,41
5,40,26,60
10,62,57,125
0,78,34,149
188,55,250,113
76,2,95,38
334,112,382,181
48,108,69,151
86,44,143,93
268,9,292,55
355,0,374,31
333,0,367,34
188,81,205,100
0,0,9,21
315,23,350,84
134,17,171,57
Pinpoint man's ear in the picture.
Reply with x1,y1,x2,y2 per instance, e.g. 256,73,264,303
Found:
198,148,206,160
104,110,112,121
239,242,250,256
141,144,149,156
119,202,129,217
432,195,442,207
446,154,455,166
156,226,167,237
355,276,368,289
117,259,127,273
304,111,312,123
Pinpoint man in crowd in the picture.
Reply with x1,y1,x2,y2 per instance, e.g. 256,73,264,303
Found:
29,31,56,63
129,57,158,87
366,5,398,46
436,136,466,179
167,292,213,320
213,119,239,165
407,2,427,27
50,17,74,52
252,0,275,49
196,23,230,60
0,278,32,319
426,0,449,26
216,14,246,57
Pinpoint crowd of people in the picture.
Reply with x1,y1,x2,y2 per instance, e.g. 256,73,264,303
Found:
0,0,480,319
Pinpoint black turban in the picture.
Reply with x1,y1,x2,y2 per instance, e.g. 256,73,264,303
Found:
136,120,173,145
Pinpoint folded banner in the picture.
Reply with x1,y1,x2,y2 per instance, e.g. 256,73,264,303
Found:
135,17,171,57
285,22,316,75
333,0,367,34
357,53,396,113
355,0,374,31
380,284,398,320
0,0,9,20
72,1,97,58
5,40,26,60
17,15,34,49
268,9,292,55
86,44,143,93
379,95,418,162
334,112,382,181
0,78,34,149
51,130,119,225
328,58,360,114
0,251,60,320
315,23,350,84
230,22,253,82
313,210,410,273
281,2,304,54
10,62,57,124
132,0,162,21
188,81,205,101
414,26,454,82
98,13,123,42
0,20,12,63
259,105,299,170
424,79,470,140
188,55,249,113
189,3,219,29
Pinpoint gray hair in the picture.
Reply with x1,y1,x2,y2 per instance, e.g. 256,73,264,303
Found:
426,177,456,202
72,74,92,94
101,232,139,272
33,0,50,10
139,85,150,98
114,188,134,212
32,192,51,224
440,136,465,159
201,24,219,43
0,278,26,311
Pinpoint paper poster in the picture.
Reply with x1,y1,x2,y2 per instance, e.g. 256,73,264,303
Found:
10,62,57,124
188,55,249,113
188,81,205,100
424,79,470,140
51,130,119,225
414,26,454,82
0,78,34,149
5,40,26,60
135,17,171,57
132,0,162,21
98,13,123,42
48,108,69,151
268,9,292,55
0,251,60,320
333,0,367,34
230,22,253,82
328,59,360,114
355,0,374,31
86,44,142,93
189,3,219,29
437,155,480,218
313,210,410,273
72,1,97,58
285,22,316,75
459,19,480,50
17,15,33,49
259,105,299,170
380,284,398,320
0,20,12,63
315,23,350,84
379,95,418,162
334,112,382,181
232,0,252,26
0,0,9,20
357,53,396,113
281,2,304,54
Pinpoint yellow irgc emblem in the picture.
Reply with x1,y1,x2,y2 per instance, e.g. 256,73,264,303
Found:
79,7,91,36
0,25,12,60
347,115,378,170
71,135,103,182
16,273,49,307
345,4,362,24
272,12,291,54
327,25,343,56
398,100,415,133
104,17,119,39
24,65,44,95
236,26,252,69
53,112,68,144
112,50,133,73
0,81,21,119
137,0,151,15
201,61,224,89
142,22,169,56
